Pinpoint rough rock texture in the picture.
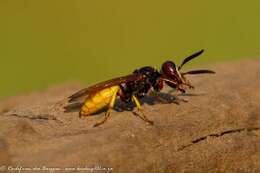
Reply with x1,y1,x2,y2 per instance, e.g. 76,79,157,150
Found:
0,59,260,173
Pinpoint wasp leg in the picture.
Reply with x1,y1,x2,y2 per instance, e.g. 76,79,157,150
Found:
93,109,111,127
132,95,154,125
93,87,119,127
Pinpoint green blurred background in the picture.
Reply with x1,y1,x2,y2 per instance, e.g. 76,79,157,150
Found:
1,0,260,99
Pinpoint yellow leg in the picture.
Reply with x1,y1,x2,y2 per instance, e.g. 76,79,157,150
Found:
93,88,119,127
132,95,154,125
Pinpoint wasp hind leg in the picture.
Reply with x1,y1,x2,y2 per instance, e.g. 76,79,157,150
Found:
132,95,154,125
93,88,119,127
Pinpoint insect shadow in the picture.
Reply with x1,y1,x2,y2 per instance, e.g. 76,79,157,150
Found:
63,91,202,116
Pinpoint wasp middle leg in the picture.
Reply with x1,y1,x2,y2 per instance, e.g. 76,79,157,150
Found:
132,95,154,125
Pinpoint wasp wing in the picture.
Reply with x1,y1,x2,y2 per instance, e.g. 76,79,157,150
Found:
68,74,143,103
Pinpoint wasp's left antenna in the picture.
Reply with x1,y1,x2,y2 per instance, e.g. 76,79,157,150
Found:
178,49,204,70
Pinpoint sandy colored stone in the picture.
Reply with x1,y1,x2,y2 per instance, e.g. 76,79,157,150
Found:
0,59,260,173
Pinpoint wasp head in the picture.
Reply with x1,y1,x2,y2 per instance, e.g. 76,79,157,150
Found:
160,49,215,92
161,61,182,83
161,60,190,92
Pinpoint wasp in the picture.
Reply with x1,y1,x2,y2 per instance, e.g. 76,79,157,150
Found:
64,49,215,127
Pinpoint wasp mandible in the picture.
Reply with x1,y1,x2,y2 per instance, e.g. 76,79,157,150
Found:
64,49,215,127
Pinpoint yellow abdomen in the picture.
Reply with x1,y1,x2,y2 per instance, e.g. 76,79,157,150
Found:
80,86,120,116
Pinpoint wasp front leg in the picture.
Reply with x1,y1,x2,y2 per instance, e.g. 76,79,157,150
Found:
161,77,186,93
132,95,154,125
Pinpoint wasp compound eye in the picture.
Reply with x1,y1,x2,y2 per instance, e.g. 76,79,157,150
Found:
161,61,176,77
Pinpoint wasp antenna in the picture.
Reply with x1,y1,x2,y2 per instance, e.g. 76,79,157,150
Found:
182,69,215,75
178,49,204,70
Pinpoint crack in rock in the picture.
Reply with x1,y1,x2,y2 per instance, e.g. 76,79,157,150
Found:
3,113,58,121
177,127,260,151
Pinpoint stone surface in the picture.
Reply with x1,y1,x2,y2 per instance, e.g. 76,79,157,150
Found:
0,59,260,173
